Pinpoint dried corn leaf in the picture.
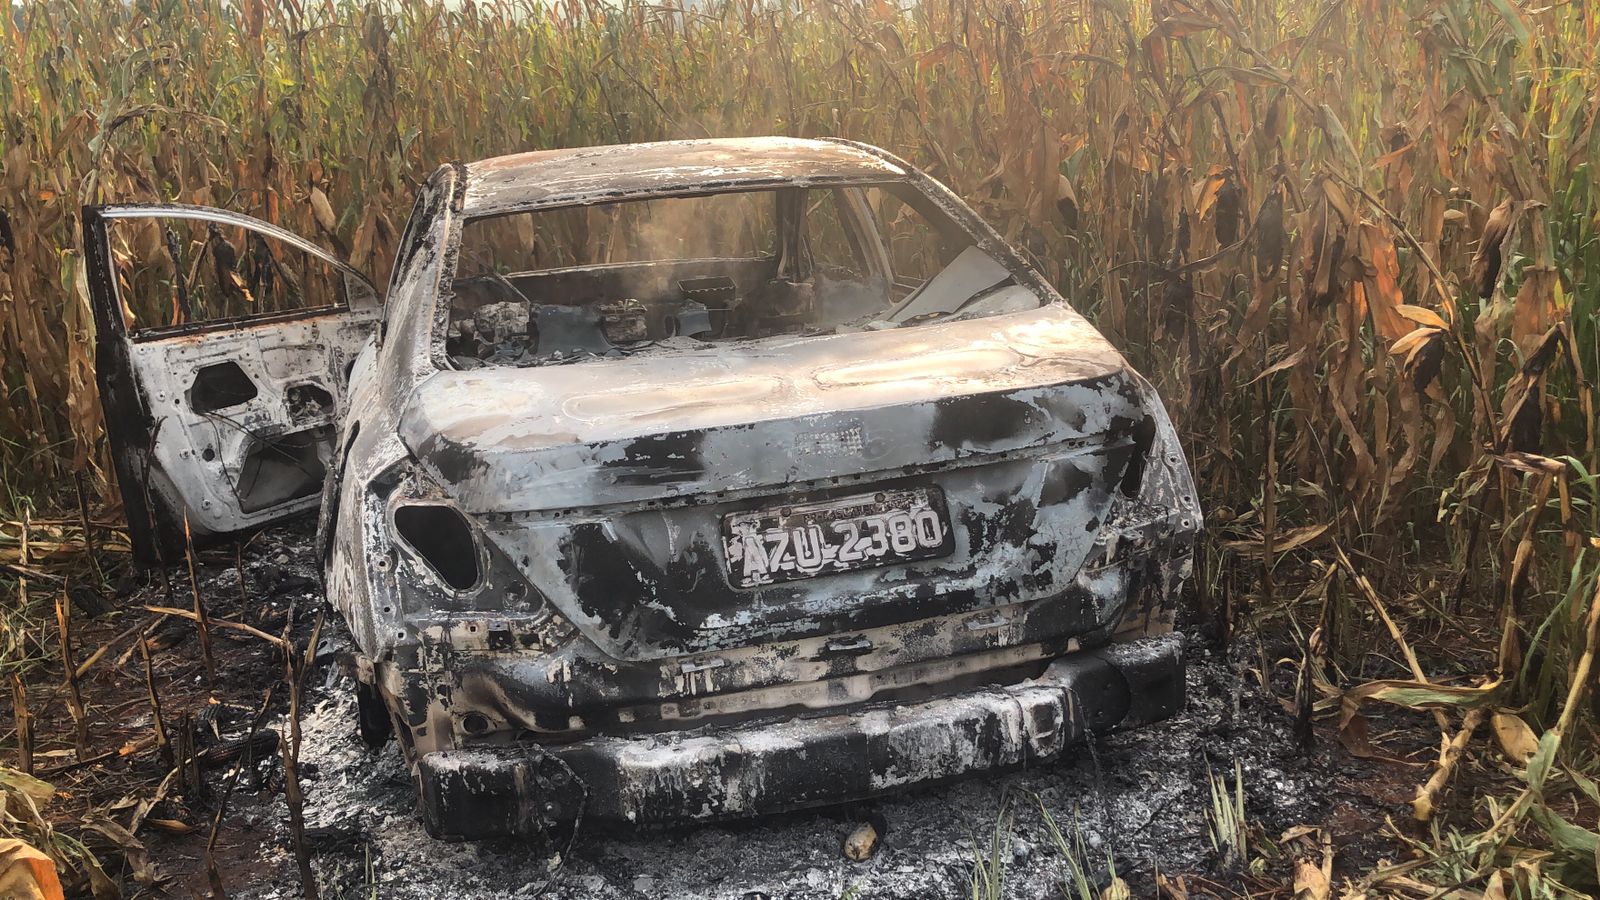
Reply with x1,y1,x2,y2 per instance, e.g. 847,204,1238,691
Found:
1396,304,1450,330
1339,679,1505,727
309,185,337,235
1293,859,1330,900
1360,222,1410,342
1219,523,1328,558
0,841,64,900
1511,266,1557,358
1489,712,1539,765
1470,198,1518,299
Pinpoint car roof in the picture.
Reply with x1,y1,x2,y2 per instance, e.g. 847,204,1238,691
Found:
460,136,908,217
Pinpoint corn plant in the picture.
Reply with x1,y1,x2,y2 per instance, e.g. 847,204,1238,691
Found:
2,0,1600,892
968,800,1013,900
1206,759,1247,872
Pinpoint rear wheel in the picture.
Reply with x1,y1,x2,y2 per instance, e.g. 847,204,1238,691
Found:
355,678,393,747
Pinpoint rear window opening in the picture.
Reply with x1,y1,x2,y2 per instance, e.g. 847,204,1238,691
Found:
444,184,1038,369
394,503,481,591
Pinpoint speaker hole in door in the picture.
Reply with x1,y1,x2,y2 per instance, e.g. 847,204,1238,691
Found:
235,428,327,513
286,382,335,422
189,361,258,414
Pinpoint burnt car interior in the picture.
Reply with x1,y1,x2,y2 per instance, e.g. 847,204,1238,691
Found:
445,184,1041,368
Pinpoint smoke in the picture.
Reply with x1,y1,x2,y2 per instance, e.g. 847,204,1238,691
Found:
458,190,775,279
448,184,985,365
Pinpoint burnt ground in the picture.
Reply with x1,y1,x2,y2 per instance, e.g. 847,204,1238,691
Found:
261,645,1362,900
11,523,1423,899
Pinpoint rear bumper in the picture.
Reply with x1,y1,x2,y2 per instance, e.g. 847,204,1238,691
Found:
416,631,1184,838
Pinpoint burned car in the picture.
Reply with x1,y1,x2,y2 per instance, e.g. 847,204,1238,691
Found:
86,137,1200,838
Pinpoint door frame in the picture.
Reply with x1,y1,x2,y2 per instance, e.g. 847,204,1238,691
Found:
82,203,379,563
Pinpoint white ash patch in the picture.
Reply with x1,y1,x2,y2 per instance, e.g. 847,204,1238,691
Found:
230,633,1328,900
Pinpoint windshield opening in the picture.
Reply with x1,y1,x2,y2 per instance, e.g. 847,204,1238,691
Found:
445,183,1037,368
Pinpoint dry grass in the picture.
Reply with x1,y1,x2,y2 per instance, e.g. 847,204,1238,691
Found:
3,0,1600,894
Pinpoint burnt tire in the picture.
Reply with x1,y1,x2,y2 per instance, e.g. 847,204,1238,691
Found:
355,678,393,747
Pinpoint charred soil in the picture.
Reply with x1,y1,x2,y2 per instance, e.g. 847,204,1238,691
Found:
8,523,1413,898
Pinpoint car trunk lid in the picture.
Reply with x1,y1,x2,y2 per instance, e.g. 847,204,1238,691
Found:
398,304,1152,660
400,304,1131,512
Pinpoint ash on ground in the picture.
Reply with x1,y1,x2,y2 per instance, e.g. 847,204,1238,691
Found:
238,623,1338,899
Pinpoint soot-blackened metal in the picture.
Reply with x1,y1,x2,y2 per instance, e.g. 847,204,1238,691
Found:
91,138,1202,839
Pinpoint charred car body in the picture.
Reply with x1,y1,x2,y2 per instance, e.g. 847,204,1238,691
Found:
87,138,1200,838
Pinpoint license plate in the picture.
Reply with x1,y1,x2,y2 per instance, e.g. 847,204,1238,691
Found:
722,487,954,588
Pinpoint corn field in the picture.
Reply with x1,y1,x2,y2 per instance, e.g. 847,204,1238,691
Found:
3,0,1600,894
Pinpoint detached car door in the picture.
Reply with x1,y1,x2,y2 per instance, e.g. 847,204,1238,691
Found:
82,204,380,563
